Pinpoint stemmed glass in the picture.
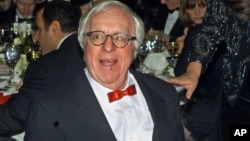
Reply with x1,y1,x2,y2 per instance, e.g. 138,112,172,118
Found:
146,30,168,53
136,41,151,73
136,31,168,74
167,42,178,59
4,42,21,85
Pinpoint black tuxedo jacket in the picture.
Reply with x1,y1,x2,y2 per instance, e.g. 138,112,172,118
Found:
0,33,85,136
151,5,184,38
24,69,184,141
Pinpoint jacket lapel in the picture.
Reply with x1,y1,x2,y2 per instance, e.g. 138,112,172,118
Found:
71,70,171,140
72,72,117,140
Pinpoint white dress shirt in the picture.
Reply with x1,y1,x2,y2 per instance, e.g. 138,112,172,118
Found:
16,10,33,32
163,10,179,35
85,68,154,141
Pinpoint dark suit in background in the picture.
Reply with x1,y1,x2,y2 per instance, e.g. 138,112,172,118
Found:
0,33,85,136
151,4,184,38
25,69,184,141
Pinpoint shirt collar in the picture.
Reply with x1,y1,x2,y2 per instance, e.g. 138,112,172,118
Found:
56,32,76,50
16,9,33,20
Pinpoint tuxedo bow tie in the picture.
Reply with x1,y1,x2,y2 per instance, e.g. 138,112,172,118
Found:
18,18,28,23
107,85,137,103
18,17,34,23
169,7,179,14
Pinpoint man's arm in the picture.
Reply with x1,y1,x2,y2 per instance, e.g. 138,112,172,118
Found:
165,62,201,99
0,62,49,135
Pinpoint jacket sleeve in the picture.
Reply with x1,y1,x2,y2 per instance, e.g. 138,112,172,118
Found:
0,62,49,136
24,100,60,141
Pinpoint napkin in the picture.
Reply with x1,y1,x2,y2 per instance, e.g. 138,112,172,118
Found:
0,93,11,105
143,53,169,74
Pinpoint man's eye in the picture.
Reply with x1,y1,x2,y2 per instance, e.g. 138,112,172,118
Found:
93,34,103,39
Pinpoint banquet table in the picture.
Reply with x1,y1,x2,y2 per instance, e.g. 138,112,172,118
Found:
0,53,26,141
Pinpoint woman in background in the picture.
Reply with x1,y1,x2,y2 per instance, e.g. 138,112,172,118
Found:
174,0,227,141
174,0,224,140
166,0,250,140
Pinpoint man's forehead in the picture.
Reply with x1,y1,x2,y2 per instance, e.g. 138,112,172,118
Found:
16,0,37,4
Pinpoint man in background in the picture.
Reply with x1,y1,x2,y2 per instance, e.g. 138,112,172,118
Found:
0,0,40,33
150,0,184,40
0,0,84,139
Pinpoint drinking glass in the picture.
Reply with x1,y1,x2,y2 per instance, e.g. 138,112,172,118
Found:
167,41,179,63
4,42,21,85
136,30,169,74
136,41,151,73
146,30,168,53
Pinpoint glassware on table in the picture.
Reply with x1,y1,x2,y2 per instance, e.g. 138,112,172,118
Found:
24,24,41,63
136,31,169,74
145,30,169,53
167,41,179,62
136,41,151,73
4,42,21,85
26,47,41,63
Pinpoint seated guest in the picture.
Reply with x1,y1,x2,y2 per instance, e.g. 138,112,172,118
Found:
24,1,184,141
149,0,184,40
0,0,84,138
0,0,39,32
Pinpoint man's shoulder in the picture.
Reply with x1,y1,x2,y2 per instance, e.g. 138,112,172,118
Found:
131,69,175,90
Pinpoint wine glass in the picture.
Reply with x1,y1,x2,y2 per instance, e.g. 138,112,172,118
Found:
4,42,21,85
136,30,169,74
146,30,168,53
136,41,151,73
167,41,179,64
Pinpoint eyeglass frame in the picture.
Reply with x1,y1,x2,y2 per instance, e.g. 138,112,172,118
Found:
86,31,137,48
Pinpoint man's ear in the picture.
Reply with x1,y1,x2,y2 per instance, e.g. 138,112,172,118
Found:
49,20,62,36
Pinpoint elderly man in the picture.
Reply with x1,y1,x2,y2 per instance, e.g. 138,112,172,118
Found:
24,1,184,141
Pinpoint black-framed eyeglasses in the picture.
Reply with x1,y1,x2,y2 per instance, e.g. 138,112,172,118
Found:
86,31,136,48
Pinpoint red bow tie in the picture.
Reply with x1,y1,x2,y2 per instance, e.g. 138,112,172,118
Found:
107,85,137,103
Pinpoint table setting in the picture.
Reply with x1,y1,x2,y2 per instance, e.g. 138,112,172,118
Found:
0,52,26,141
134,30,186,104
0,22,39,103
135,30,179,77
0,52,24,105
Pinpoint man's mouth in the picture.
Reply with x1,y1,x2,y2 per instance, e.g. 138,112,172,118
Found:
100,59,118,66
